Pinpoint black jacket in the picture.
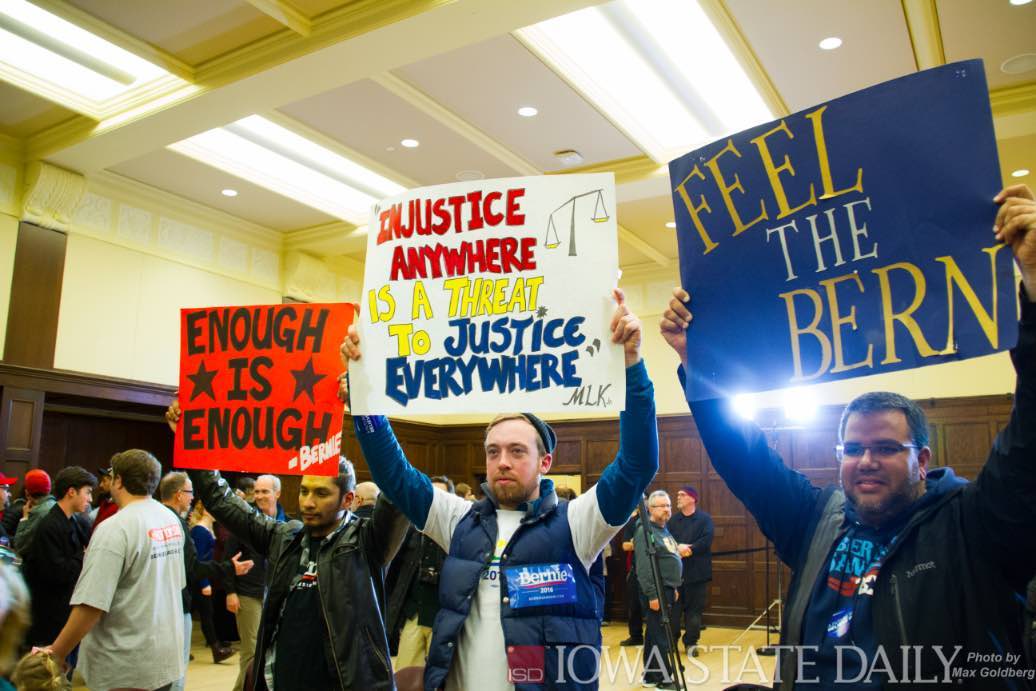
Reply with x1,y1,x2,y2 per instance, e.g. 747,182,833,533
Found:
667,510,714,583
190,470,409,691
686,289,1036,689
161,504,234,612
385,526,445,649
21,503,88,645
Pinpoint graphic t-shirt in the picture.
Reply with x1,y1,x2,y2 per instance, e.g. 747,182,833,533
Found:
72,498,186,691
421,487,618,691
273,536,337,690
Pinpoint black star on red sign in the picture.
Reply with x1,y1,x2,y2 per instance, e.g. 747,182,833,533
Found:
291,358,326,403
187,361,218,401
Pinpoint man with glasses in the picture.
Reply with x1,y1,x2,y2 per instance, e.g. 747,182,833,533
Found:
634,490,682,689
659,184,1036,687
159,472,254,690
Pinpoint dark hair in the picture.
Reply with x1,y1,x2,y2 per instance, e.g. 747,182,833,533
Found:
54,466,97,502
110,449,162,497
839,392,930,448
430,475,455,494
335,458,357,498
158,472,188,502
236,477,255,493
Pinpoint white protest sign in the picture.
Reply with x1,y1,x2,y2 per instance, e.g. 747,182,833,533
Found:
349,174,624,415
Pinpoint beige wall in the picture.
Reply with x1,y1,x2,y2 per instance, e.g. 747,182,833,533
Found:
55,233,282,386
0,212,18,357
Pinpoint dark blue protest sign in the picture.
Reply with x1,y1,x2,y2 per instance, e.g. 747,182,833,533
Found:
670,60,1017,402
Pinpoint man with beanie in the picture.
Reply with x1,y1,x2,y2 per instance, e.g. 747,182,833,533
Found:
340,289,659,690
667,486,713,655
634,490,682,689
13,469,56,554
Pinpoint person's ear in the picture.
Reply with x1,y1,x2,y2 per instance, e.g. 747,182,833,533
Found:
539,453,553,475
340,490,354,511
917,446,931,479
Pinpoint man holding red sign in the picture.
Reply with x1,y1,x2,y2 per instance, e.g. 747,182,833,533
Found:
166,400,409,691
167,300,410,690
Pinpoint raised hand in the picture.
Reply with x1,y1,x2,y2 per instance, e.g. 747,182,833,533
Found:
659,287,693,367
610,288,642,367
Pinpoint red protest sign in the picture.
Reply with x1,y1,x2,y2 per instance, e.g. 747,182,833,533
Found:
174,303,353,476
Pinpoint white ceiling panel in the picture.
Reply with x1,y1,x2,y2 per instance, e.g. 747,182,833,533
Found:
938,0,1036,90
278,78,524,186
0,81,77,136
109,148,336,231
394,34,643,170
66,0,281,64
725,0,917,112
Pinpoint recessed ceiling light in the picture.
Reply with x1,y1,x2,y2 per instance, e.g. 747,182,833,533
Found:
1001,53,1036,74
400,138,420,148
553,149,584,166
517,106,539,117
665,221,676,229
221,188,238,197
1012,169,1030,178
456,170,485,181
819,37,843,50
1009,0,1032,6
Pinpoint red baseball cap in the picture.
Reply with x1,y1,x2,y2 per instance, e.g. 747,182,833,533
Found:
24,469,51,496
0,472,15,486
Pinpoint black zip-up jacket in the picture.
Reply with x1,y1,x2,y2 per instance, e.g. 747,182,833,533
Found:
189,470,409,691
385,525,446,650
685,287,1036,689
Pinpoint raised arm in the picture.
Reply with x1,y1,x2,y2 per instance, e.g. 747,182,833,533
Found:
660,288,820,566
969,185,1036,589
166,399,288,557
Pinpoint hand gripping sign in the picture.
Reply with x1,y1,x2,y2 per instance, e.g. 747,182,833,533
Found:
175,303,354,476
349,174,626,415
670,60,1017,401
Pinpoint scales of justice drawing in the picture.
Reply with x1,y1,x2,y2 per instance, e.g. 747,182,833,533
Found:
544,189,609,256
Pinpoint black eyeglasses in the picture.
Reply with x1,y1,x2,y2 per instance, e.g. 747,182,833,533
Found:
835,442,919,461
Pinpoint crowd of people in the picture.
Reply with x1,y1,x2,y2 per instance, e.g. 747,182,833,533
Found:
0,186,1029,690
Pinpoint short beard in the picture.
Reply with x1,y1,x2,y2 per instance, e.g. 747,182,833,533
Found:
492,478,538,508
844,466,924,528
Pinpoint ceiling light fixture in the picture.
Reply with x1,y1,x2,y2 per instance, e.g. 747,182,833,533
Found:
665,221,676,229
517,106,539,117
819,37,843,50
517,0,772,164
0,0,181,117
169,115,404,224
1009,0,1032,6
1001,53,1036,74
400,138,420,148
1012,169,1030,178
221,188,238,197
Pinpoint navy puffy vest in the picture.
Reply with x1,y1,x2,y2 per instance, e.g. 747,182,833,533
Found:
425,481,606,690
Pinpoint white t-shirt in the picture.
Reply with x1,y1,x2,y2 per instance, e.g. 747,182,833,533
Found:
421,487,618,691
71,498,186,691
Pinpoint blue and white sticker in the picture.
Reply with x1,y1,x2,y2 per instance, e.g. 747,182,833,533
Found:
827,607,853,639
504,563,578,608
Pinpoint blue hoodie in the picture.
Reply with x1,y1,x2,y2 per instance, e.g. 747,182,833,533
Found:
800,467,968,687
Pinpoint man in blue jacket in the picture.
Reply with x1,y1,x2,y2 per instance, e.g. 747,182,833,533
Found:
659,184,1036,688
340,289,658,691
